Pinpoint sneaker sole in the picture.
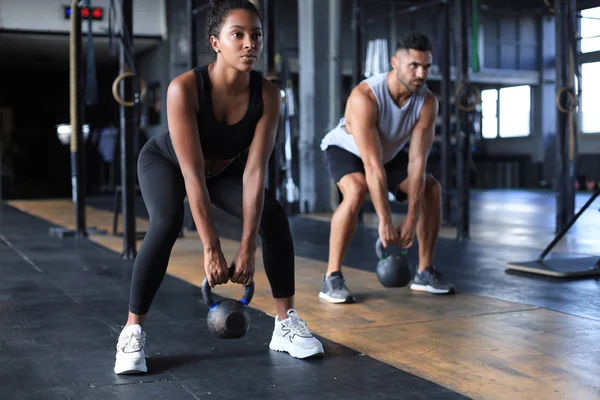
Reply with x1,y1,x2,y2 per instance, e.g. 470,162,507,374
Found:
269,335,324,359
410,283,455,294
114,359,148,375
318,291,354,304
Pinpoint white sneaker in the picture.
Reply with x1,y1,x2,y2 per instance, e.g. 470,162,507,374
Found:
269,309,324,359
114,324,147,374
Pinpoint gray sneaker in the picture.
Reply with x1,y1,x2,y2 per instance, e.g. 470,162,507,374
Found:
318,272,355,304
410,266,455,294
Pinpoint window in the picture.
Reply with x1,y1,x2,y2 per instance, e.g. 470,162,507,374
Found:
481,89,498,139
582,61,600,133
480,85,531,138
581,7,600,53
499,85,531,137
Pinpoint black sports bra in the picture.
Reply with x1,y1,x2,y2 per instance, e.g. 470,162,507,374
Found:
192,65,264,159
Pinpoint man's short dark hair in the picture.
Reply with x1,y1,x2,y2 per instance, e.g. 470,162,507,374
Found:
396,32,432,53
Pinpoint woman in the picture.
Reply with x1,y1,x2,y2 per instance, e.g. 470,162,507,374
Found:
114,0,324,375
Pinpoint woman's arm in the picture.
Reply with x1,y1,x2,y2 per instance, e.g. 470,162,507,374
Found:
239,80,281,254
166,75,228,286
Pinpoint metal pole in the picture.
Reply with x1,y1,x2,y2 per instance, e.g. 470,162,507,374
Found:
554,0,566,233
264,0,276,77
352,0,362,87
263,0,279,192
71,0,87,238
120,0,137,259
262,0,269,76
456,0,470,240
328,0,341,129
189,0,197,69
351,0,365,220
0,111,3,202
554,0,576,233
539,187,600,261
440,0,451,225
389,2,396,59
567,0,578,231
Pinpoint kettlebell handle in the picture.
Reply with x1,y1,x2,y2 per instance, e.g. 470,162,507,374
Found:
375,238,388,260
201,268,255,310
375,237,407,259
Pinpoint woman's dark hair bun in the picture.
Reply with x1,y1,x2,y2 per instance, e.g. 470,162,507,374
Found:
205,0,262,47
210,0,231,8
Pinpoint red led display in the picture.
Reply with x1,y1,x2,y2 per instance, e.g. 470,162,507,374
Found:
64,6,104,20
92,8,103,19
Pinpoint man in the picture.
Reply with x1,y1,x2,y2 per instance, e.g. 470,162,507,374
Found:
319,32,455,304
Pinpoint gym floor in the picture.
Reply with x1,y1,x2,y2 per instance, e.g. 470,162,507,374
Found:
1,189,599,399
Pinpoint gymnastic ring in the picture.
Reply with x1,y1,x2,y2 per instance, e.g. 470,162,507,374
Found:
112,72,147,107
555,86,577,114
455,82,481,112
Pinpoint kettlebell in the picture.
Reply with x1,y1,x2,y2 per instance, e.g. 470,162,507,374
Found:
375,238,413,288
201,270,255,339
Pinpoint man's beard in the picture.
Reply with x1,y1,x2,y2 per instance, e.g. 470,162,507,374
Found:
397,74,423,92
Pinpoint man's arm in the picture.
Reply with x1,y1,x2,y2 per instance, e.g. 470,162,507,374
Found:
345,87,396,245
405,92,438,224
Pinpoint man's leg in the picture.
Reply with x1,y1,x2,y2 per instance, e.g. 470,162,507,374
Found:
320,147,368,304
397,173,455,294
327,173,368,276
319,173,367,303
398,173,441,272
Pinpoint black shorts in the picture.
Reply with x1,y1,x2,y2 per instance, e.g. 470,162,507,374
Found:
324,145,409,202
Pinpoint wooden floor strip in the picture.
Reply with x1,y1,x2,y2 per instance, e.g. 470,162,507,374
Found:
8,199,600,400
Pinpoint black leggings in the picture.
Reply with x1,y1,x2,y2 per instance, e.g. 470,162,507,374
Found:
128,136,295,315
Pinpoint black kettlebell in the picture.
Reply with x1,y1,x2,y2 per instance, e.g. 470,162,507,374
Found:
201,269,255,339
375,238,413,288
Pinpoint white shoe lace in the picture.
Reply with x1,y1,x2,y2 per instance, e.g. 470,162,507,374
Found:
287,310,313,337
117,331,146,353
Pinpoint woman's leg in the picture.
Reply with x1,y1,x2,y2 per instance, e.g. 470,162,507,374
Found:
207,160,324,359
127,149,187,319
115,141,186,374
207,160,294,320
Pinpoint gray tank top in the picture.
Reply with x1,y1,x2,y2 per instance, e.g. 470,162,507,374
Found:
320,72,428,164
